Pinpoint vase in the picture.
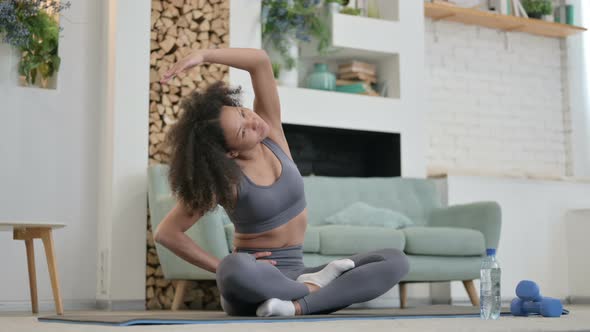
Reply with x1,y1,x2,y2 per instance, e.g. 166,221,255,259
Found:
367,0,380,19
0,44,18,84
277,35,298,88
325,2,341,16
305,63,336,91
266,34,299,88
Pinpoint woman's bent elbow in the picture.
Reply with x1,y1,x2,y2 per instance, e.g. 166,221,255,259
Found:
153,227,169,245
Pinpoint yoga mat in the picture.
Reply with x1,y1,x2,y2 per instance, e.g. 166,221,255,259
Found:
39,305,512,326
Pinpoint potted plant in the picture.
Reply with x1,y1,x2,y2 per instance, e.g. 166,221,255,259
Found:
261,0,330,87
0,0,71,89
521,0,553,20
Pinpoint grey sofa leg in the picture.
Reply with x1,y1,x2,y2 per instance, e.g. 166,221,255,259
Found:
172,280,190,310
462,280,480,307
399,282,407,308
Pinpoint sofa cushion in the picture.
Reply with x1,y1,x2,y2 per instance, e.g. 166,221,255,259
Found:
318,225,405,255
303,226,321,253
324,202,414,229
403,227,485,256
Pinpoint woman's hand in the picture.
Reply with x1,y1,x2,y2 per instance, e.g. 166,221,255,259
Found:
160,51,205,84
232,247,277,265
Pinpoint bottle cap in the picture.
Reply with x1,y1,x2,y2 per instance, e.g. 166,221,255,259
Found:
486,248,496,256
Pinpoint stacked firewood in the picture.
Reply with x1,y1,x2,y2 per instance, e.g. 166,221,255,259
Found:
147,0,229,311
149,0,230,165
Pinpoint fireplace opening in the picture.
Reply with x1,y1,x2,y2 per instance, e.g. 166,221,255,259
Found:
283,124,401,177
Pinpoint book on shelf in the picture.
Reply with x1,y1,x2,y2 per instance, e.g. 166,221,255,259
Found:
362,90,380,97
334,80,380,96
336,79,363,85
338,61,377,75
338,67,376,76
338,71,377,83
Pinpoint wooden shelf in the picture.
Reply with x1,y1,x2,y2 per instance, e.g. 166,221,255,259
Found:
424,2,586,38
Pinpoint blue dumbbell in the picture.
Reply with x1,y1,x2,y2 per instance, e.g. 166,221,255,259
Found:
510,297,563,317
515,280,542,302
511,280,564,317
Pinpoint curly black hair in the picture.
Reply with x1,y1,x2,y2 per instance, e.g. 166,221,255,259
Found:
163,81,243,216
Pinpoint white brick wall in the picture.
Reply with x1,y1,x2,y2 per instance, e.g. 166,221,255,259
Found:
425,19,569,178
560,37,574,176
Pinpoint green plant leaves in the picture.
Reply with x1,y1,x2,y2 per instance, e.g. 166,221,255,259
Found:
18,9,61,85
261,0,330,71
521,0,553,16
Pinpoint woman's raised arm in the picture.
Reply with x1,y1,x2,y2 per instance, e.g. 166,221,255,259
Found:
160,48,282,134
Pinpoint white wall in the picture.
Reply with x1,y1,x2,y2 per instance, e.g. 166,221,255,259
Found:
564,209,590,299
0,1,102,311
445,175,590,301
564,0,590,177
425,20,568,179
95,0,150,309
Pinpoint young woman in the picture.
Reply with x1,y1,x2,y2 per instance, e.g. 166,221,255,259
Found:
154,47,409,317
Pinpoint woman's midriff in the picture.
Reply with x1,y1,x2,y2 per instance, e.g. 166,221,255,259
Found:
233,208,308,249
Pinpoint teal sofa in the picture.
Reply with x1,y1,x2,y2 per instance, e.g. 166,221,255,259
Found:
148,164,502,309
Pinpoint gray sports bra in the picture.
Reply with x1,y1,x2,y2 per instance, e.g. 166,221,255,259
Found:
231,137,306,234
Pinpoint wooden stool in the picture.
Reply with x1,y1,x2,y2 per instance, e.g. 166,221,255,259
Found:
0,221,65,315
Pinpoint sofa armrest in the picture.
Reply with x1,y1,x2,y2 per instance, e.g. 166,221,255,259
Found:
428,201,502,250
148,197,231,279
148,164,230,279
185,206,232,259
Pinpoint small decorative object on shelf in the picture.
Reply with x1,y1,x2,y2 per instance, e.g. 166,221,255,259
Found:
0,0,71,89
355,0,380,18
335,60,380,96
305,63,336,91
338,0,361,15
487,0,512,15
554,3,574,25
324,0,342,15
521,0,552,20
510,0,529,18
487,0,530,17
366,0,381,19
261,0,330,88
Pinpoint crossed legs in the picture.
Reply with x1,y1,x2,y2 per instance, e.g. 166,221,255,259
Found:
216,248,409,316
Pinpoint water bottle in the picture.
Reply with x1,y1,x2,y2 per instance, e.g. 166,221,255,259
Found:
480,248,501,320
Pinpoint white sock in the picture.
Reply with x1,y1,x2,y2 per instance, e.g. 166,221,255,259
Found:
256,298,296,317
296,258,355,288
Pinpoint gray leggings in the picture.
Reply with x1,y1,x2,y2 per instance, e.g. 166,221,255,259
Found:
215,245,409,316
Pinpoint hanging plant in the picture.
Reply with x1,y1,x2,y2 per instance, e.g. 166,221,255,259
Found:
261,0,330,70
0,0,71,87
